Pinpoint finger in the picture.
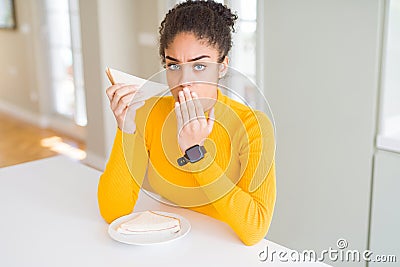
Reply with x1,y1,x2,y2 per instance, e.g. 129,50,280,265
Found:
120,92,136,106
114,101,128,118
207,107,215,134
174,102,183,134
183,87,196,120
111,85,139,110
178,90,189,126
191,91,204,117
111,86,131,110
191,91,207,127
118,107,128,122
114,92,136,115
106,83,124,101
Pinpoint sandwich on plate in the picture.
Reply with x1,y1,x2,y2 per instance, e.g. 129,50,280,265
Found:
117,211,181,235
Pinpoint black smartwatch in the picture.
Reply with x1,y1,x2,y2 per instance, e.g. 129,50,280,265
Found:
177,145,207,166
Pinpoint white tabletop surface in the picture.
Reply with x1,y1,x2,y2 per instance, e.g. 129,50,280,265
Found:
0,156,330,266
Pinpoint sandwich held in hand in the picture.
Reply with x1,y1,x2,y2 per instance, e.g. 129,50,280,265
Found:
117,211,181,235
105,67,169,103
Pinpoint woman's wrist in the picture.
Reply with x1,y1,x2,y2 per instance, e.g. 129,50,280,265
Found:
117,125,136,135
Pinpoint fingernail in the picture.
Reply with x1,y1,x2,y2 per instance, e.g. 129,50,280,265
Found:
175,102,179,107
183,87,189,93
179,91,183,96
191,92,197,97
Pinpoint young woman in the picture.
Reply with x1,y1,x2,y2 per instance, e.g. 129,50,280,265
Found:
98,0,276,246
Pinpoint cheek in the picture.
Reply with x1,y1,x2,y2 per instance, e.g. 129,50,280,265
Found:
192,85,217,111
191,84,216,99
170,88,179,101
167,73,180,90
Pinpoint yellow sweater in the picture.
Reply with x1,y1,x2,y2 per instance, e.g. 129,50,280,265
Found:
98,89,276,246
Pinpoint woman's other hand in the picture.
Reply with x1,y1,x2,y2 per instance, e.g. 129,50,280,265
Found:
174,87,215,153
106,83,145,133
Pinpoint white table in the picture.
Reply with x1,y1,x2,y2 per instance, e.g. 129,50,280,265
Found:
0,156,329,266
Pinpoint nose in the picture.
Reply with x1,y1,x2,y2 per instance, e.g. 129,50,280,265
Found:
178,64,195,87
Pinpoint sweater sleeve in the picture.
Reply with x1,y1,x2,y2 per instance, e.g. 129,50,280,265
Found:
187,110,276,246
97,128,149,223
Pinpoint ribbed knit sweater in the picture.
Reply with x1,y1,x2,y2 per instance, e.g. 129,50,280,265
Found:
98,89,276,245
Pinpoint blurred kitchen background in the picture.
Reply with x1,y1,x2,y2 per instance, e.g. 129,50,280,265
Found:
0,0,399,266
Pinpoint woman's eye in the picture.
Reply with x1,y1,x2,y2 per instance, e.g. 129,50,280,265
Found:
167,63,180,71
193,64,206,71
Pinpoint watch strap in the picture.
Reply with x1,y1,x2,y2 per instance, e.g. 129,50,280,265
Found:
177,156,189,166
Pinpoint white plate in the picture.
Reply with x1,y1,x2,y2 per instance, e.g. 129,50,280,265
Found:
108,211,191,245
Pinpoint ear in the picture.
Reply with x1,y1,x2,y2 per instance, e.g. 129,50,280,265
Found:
218,56,229,78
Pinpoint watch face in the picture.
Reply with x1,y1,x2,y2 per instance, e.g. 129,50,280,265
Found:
186,145,202,161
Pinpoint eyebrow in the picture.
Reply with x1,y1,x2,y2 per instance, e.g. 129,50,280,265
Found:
165,55,211,62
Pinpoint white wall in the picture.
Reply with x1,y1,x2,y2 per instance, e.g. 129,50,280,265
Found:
263,1,384,266
80,0,137,169
0,0,42,120
78,0,107,169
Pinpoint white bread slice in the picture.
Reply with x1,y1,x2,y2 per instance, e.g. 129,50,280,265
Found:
117,211,181,235
105,67,169,103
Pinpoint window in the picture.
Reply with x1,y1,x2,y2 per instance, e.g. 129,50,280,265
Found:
226,0,260,109
377,0,400,153
44,0,87,127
